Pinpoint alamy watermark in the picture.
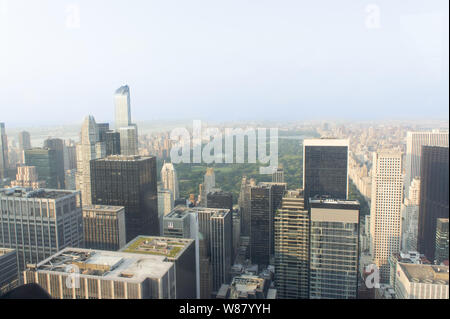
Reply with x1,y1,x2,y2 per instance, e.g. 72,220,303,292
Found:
169,120,278,174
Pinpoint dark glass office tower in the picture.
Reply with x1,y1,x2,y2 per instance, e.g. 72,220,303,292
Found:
104,131,121,156
206,191,233,211
90,155,159,241
210,210,232,293
250,184,272,266
418,146,449,262
260,182,286,255
97,123,121,156
303,139,349,204
43,138,65,189
435,218,449,264
24,148,59,188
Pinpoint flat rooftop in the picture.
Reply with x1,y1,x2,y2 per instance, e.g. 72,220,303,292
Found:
232,275,265,293
94,155,153,162
165,206,194,219
0,187,78,200
399,263,449,285
0,248,15,256
165,206,230,219
29,248,173,282
121,236,193,259
83,205,125,213
309,198,360,206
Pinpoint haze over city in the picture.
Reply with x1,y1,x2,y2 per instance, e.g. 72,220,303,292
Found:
1,0,449,126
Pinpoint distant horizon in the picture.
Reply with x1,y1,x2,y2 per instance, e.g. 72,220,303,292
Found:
1,1,449,124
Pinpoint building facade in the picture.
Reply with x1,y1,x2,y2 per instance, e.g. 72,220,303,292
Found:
404,130,448,198
370,150,403,283
303,138,349,203
274,189,309,299
0,188,83,272
24,248,176,299
417,146,449,262
309,199,360,299
90,155,159,241
0,248,19,295
82,205,126,251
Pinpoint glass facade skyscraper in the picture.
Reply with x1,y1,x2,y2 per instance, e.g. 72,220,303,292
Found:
24,148,59,189
417,146,449,262
303,139,349,204
309,199,360,299
90,155,159,241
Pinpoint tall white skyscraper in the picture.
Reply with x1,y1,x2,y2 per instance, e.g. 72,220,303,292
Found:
404,130,448,198
0,123,9,180
114,85,132,129
76,116,105,206
114,85,138,155
370,150,403,283
161,161,180,200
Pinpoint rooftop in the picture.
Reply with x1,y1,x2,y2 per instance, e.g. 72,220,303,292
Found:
82,205,125,213
399,263,449,285
28,248,173,282
95,155,153,162
0,187,78,200
115,85,129,95
121,236,193,259
303,138,349,147
165,206,194,219
0,248,15,256
309,198,360,206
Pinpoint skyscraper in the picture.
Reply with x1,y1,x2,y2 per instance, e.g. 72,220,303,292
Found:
90,155,159,241
207,208,232,293
272,167,285,183
114,85,138,156
18,131,31,151
44,138,65,189
404,130,448,198
309,198,360,299
82,205,126,251
0,123,9,180
435,218,449,264
303,138,349,204
274,189,309,299
161,161,180,201
200,168,216,206
249,184,272,266
417,146,449,262
0,188,83,272
10,166,46,189
118,125,138,156
370,150,403,283
401,177,420,252
114,85,132,129
24,148,59,189
75,115,105,206
238,176,255,237
206,190,233,211
18,131,31,164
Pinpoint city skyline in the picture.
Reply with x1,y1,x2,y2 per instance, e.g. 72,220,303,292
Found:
0,1,448,302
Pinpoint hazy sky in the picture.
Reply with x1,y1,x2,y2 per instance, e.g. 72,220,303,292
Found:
0,0,448,126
